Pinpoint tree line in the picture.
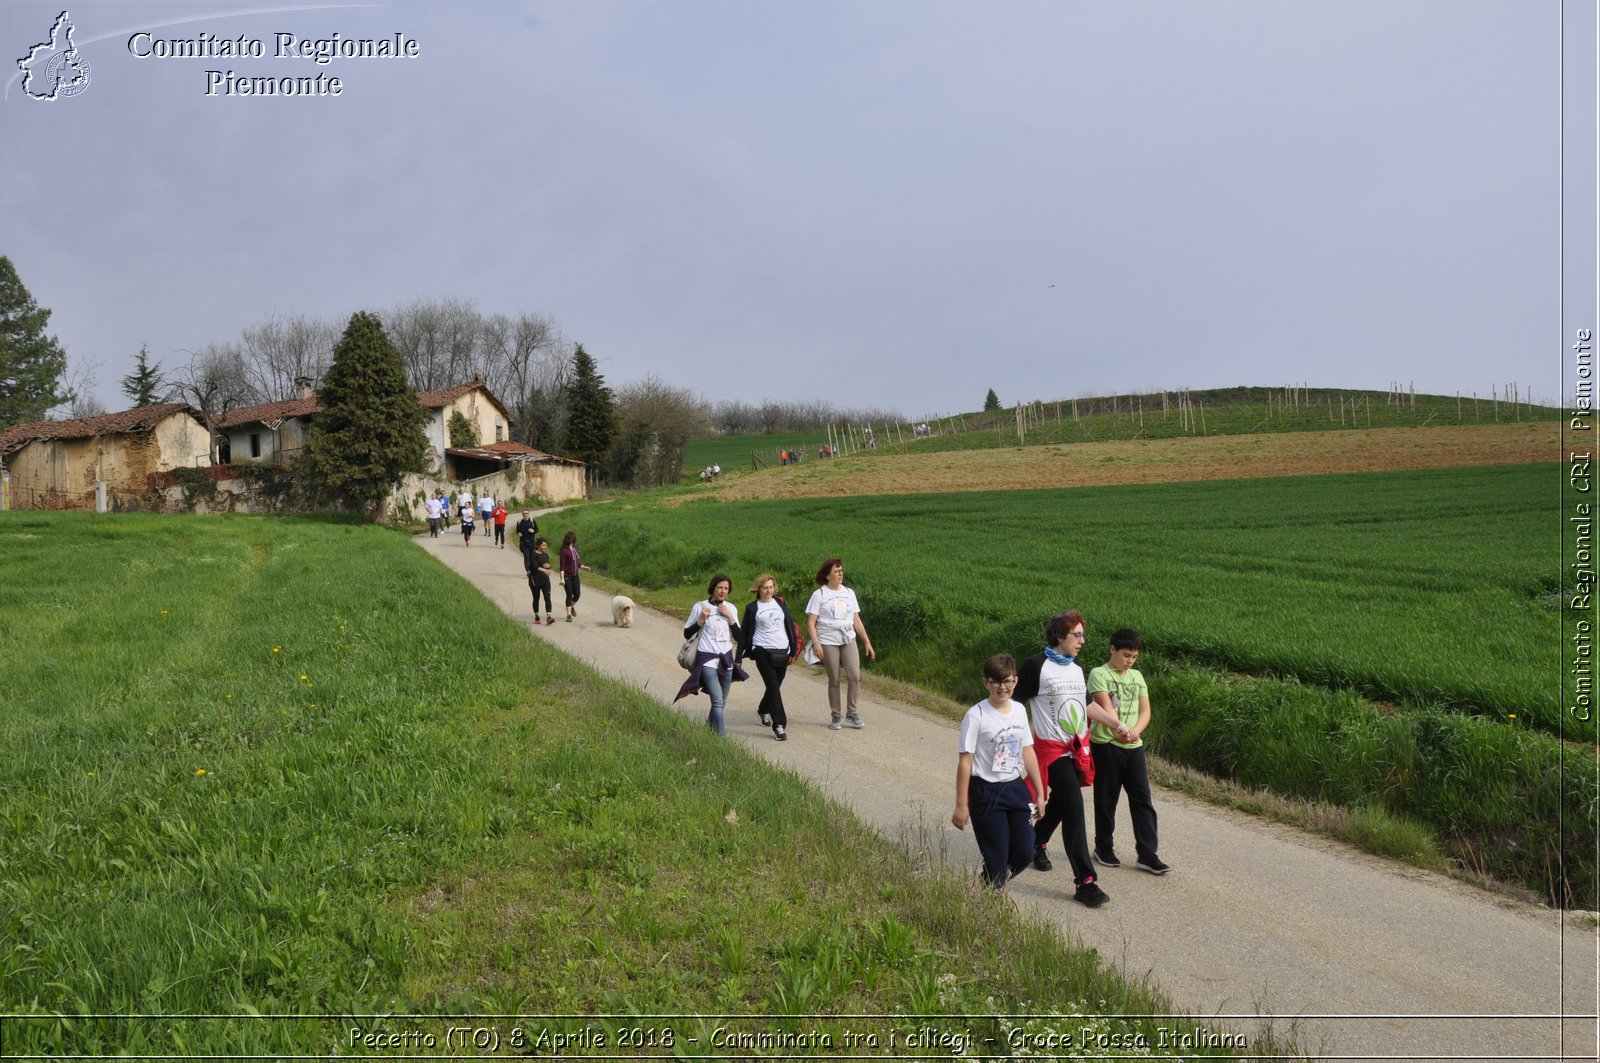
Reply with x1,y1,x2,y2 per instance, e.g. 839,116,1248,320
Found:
0,264,901,488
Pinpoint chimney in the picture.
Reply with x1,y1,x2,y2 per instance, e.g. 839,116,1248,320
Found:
294,376,314,400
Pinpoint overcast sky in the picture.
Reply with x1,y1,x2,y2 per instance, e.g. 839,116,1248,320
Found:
3,0,1594,419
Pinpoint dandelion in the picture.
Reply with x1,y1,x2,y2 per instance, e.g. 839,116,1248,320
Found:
160,609,169,616
86,771,95,777
194,769,208,776
300,674,308,682
1508,713,1517,719
273,646,281,653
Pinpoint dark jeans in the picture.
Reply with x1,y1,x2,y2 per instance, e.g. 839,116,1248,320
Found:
1035,755,1096,885
529,573,552,613
968,776,1035,888
749,646,788,728
1091,743,1159,862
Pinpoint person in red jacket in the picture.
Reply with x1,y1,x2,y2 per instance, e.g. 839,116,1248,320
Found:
492,503,508,548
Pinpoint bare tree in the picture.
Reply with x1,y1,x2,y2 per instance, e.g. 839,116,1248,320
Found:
483,312,567,445
170,343,253,464
240,315,336,402
387,297,484,390
50,355,97,419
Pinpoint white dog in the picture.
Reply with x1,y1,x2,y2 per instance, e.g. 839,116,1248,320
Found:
610,595,636,628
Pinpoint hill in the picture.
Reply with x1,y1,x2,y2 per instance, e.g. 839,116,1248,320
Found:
682,384,1558,477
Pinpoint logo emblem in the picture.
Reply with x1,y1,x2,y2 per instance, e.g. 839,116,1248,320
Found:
18,11,91,100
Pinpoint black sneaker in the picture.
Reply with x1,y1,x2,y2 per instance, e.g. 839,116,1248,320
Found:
773,725,787,741
1093,849,1121,868
1073,881,1110,908
758,710,772,727
1032,847,1053,872
1136,857,1171,875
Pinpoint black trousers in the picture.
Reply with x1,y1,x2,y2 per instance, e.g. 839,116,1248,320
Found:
1091,743,1159,862
529,573,552,613
563,574,581,608
748,646,788,728
1034,755,1096,885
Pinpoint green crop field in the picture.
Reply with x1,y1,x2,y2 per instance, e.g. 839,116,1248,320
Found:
0,512,1247,1056
557,463,1597,904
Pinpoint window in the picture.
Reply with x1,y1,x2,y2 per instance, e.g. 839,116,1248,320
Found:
249,433,261,458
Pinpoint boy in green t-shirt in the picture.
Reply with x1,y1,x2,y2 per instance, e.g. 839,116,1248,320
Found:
1086,628,1170,875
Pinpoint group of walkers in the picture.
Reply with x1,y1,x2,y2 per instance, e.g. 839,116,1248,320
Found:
674,558,875,742
468,513,1164,907
425,488,509,548
956,613,1168,908
510,507,589,624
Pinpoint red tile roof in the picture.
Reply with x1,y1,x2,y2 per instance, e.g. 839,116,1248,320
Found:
0,403,201,454
215,396,320,430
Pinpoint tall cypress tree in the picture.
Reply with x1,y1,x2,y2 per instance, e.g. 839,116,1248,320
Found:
302,311,428,513
561,344,615,476
0,256,71,428
120,345,166,407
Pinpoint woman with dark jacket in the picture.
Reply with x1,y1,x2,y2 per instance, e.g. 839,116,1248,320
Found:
674,573,744,735
736,573,798,741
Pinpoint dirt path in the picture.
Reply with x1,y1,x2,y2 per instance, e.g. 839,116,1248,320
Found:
416,528,1596,1062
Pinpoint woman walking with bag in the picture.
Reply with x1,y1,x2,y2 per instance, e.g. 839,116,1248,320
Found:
675,573,745,735
805,558,875,730
737,573,797,741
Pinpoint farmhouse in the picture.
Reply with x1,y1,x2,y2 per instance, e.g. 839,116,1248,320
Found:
218,375,587,503
0,403,211,511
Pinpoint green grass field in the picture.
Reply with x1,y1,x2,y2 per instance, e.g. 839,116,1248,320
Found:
0,512,1269,1057
556,463,1597,904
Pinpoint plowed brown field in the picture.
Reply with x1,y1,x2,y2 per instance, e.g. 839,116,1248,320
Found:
694,422,1558,501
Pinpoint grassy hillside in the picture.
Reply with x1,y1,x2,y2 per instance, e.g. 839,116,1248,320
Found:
685,385,1560,476
558,464,1596,905
0,512,1266,1057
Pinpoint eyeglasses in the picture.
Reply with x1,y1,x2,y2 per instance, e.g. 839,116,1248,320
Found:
1066,630,1086,639
985,676,1018,685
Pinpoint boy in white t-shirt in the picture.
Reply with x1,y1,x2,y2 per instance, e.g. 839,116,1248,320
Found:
952,653,1045,889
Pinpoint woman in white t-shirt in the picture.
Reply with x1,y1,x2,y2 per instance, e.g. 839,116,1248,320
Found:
804,558,876,730
679,573,743,735
952,653,1045,889
737,572,798,741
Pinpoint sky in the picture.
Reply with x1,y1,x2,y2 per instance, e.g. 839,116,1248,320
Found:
3,0,1595,420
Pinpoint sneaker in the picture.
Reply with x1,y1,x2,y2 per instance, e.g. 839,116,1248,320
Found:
1032,847,1053,872
1073,881,1110,908
758,711,772,727
828,718,842,731
773,725,787,741
1136,857,1171,875
1093,849,1121,868
846,714,864,729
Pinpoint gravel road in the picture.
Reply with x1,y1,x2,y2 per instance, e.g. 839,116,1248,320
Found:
416,528,1597,1063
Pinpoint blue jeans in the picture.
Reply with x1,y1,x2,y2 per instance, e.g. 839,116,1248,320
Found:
700,660,732,735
